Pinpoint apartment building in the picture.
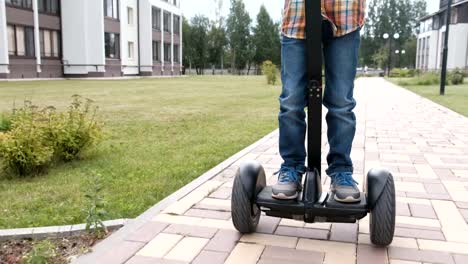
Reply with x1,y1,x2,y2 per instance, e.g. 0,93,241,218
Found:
0,0,182,79
416,0,468,71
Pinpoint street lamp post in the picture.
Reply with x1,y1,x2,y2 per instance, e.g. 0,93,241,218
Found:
383,33,400,76
395,50,406,68
440,0,453,96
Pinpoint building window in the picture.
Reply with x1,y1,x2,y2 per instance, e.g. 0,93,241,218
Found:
38,0,60,14
440,32,445,68
173,44,179,63
173,0,177,6
104,0,119,20
163,12,170,32
105,32,120,59
425,37,430,70
128,41,134,59
152,7,161,30
7,24,35,57
153,41,160,61
173,15,180,35
164,43,171,62
127,7,134,25
433,16,440,30
5,0,32,9
451,8,458,24
40,29,60,58
422,38,426,70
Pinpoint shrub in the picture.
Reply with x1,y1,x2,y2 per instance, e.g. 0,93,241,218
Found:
83,172,108,239
23,240,56,264
47,95,102,162
450,68,464,85
0,96,103,177
0,113,11,132
389,68,415,78
0,102,54,176
396,72,450,86
415,72,440,85
261,60,278,85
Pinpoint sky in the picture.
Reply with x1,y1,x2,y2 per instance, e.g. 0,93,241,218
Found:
180,0,441,23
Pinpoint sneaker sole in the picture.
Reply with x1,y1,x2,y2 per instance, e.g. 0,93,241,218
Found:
334,195,361,203
272,192,298,200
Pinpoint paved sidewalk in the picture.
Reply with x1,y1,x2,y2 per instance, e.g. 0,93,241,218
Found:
76,78,468,264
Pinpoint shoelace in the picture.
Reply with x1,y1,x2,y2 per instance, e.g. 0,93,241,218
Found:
332,172,358,186
274,167,300,183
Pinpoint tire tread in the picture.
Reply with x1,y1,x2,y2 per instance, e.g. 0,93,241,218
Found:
369,176,396,246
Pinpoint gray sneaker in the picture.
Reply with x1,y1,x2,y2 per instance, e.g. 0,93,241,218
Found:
330,172,361,203
272,167,303,200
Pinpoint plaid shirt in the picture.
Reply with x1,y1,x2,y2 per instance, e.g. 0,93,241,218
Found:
282,0,366,39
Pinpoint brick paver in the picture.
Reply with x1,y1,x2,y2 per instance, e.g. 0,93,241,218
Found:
76,78,468,263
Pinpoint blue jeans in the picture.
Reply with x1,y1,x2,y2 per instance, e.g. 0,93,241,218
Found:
279,22,360,176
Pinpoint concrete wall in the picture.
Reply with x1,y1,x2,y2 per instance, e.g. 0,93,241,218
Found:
61,0,105,76
0,0,9,76
121,0,139,75
437,24,468,70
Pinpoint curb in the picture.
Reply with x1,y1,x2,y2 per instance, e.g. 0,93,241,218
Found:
0,219,130,242
74,129,278,263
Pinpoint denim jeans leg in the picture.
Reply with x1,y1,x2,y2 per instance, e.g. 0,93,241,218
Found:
323,28,361,176
278,36,308,172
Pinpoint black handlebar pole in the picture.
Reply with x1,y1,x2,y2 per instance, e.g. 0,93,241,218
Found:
305,0,323,174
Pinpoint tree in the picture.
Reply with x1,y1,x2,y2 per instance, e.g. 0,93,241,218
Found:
182,17,194,73
226,0,251,74
207,24,227,71
190,15,210,75
360,0,427,68
252,5,281,70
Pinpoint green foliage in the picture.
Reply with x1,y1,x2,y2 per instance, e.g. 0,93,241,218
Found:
47,95,102,162
191,15,211,75
0,102,54,176
389,68,415,78
252,5,281,67
0,113,11,132
23,240,56,264
361,0,427,68
450,68,464,85
261,60,278,85
396,72,447,86
83,172,108,239
207,23,227,68
227,0,252,73
371,47,389,69
0,96,102,177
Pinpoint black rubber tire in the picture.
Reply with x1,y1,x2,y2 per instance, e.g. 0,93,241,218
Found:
369,175,396,246
231,171,260,233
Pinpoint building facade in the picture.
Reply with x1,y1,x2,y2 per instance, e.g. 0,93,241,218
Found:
0,0,182,79
416,0,468,71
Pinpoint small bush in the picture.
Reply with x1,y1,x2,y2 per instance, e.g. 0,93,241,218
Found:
83,172,108,239
415,72,440,85
261,60,278,85
396,72,450,86
0,113,11,132
47,95,102,162
0,102,54,176
23,240,56,264
0,96,103,177
389,68,414,78
450,68,464,85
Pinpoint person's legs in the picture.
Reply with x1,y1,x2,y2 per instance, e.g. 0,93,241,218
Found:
272,35,308,200
322,22,361,202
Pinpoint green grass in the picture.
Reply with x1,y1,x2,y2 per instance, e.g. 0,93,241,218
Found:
390,78,468,117
0,76,280,229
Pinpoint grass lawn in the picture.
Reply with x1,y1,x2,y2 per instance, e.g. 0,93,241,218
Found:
390,78,468,117
0,76,280,229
